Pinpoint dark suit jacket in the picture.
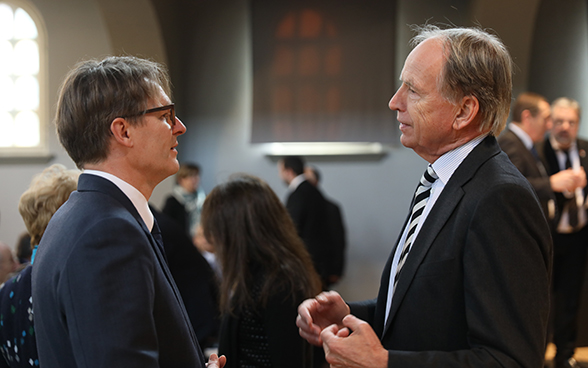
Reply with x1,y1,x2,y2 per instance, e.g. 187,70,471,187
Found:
286,180,332,283
537,137,588,228
350,136,552,368
325,199,346,279
498,129,556,226
32,174,205,368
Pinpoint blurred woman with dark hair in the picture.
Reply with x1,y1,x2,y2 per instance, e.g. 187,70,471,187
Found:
201,174,321,368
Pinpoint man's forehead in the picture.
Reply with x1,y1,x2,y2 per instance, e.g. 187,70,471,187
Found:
400,39,444,86
553,106,579,120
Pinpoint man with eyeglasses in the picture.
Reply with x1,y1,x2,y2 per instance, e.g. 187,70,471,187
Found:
32,56,225,368
537,97,588,368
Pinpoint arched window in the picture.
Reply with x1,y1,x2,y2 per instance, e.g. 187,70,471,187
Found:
0,0,47,156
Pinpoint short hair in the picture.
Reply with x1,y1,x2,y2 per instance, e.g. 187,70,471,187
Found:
512,92,548,122
19,164,80,246
411,25,513,136
309,165,321,184
281,156,305,176
55,56,172,169
552,97,581,120
176,163,201,184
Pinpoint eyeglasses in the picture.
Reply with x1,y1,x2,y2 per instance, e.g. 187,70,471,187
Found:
123,103,176,127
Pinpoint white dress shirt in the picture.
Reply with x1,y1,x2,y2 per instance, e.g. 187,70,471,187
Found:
83,170,154,231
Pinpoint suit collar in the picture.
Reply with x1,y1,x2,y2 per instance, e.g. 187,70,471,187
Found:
77,174,149,232
380,135,501,337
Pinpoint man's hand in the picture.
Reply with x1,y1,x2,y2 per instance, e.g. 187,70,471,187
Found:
296,291,350,346
206,353,226,368
321,314,388,368
550,168,587,193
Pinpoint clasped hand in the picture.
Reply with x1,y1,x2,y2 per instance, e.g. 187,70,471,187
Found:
296,291,388,368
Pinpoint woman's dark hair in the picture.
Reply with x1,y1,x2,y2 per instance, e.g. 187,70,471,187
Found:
201,174,321,314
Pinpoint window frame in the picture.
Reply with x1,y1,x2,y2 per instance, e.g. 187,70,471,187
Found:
0,0,49,159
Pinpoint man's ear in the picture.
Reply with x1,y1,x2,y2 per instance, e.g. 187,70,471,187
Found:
520,109,532,126
110,117,133,147
453,95,480,131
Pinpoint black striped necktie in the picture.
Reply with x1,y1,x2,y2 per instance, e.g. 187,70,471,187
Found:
394,165,438,287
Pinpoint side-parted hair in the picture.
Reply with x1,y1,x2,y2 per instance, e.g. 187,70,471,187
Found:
201,174,321,314
411,25,513,136
552,97,581,121
55,56,172,169
18,164,80,247
512,92,547,123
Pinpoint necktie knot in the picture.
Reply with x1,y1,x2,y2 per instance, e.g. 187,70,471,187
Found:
420,165,438,188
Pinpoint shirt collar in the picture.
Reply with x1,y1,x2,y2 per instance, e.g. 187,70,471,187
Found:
431,134,488,186
288,174,306,191
83,170,154,231
508,123,534,150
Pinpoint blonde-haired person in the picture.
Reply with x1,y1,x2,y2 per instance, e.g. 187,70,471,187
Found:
201,174,321,368
0,164,79,367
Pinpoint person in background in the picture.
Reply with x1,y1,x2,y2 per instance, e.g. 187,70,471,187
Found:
163,162,206,238
305,166,346,286
498,92,557,226
278,156,332,290
537,97,588,368
201,174,321,368
0,243,16,285
15,233,32,265
0,163,79,368
151,206,220,352
193,224,222,281
31,56,224,368
296,25,551,368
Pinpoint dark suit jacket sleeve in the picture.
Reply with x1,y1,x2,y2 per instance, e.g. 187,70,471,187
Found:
61,217,162,367
349,298,377,324
384,181,551,367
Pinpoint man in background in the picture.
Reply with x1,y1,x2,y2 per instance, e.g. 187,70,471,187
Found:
498,92,557,226
278,156,332,289
538,97,588,368
305,165,346,287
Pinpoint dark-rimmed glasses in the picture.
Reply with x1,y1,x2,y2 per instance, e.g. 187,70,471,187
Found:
123,103,176,127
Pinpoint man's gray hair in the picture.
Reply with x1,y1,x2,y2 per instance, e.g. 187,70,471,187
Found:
411,25,513,136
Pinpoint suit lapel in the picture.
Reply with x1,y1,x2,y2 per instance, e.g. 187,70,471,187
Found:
381,136,501,337
78,174,198,343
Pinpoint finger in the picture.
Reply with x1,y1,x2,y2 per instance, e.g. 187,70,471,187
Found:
320,323,339,344
206,353,219,368
341,314,366,331
218,355,227,368
336,327,350,338
299,327,323,346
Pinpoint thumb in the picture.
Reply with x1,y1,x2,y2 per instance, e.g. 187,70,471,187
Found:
342,314,365,331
